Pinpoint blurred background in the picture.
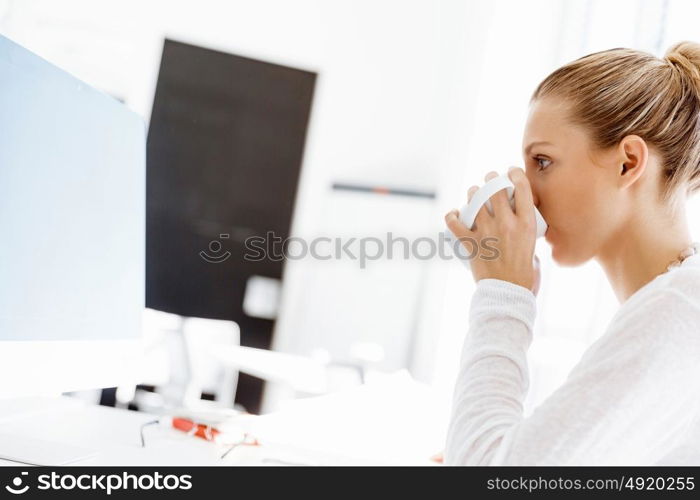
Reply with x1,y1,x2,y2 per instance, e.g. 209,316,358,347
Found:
2,0,699,431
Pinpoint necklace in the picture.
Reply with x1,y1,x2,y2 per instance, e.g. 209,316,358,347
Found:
665,242,699,272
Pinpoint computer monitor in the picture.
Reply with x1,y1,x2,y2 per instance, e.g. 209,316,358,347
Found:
0,35,145,398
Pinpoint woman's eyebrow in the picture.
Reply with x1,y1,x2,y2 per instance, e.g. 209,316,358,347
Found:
523,141,553,155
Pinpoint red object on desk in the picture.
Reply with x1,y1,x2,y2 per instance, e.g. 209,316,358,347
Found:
172,417,220,441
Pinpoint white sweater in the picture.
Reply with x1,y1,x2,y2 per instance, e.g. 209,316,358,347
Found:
444,253,700,465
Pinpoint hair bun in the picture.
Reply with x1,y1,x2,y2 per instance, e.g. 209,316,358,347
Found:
665,41,700,90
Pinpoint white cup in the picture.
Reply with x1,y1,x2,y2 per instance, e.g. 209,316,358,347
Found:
444,174,547,265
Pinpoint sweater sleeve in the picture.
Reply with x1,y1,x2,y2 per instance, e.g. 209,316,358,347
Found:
444,280,700,466
444,278,536,465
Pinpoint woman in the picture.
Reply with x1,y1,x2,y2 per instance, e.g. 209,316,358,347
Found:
443,41,700,465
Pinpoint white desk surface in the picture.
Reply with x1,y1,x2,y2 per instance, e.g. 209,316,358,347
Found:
0,401,218,466
0,373,448,466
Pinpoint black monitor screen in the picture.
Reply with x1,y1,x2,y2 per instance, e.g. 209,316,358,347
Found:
146,39,316,322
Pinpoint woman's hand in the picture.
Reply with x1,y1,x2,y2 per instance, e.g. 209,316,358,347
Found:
445,168,540,294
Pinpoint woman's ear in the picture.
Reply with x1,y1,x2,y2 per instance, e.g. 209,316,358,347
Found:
618,135,648,189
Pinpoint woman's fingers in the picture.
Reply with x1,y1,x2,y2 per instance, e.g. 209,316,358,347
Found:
453,168,527,234
444,208,472,238
484,171,499,182
446,168,538,291
445,183,483,236
508,167,534,221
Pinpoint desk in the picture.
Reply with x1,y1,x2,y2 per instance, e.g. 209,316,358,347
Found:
0,401,342,466
0,372,448,466
0,401,216,466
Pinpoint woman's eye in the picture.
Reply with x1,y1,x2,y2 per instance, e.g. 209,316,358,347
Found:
534,157,552,170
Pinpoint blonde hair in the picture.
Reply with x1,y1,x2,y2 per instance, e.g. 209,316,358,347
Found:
531,41,700,201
